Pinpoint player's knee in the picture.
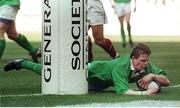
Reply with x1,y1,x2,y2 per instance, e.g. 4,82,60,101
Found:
0,24,7,34
94,38,104,46
95,39,112,50
6,32,18,40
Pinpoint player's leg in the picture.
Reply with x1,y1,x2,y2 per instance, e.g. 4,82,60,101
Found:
125,13,133,47
0,5,19,59
0,5,13,59
0,21,8,59
114,3,126,48
21,60,41,75
88,36,93,62
6,21,40,62
88,77,110,91
0,37,5,59
88,0,119,59
91,25,118,59
4,58,41,75
118,16,126,48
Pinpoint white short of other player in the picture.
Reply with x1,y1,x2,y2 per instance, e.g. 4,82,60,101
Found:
87,0,107,25
0,5,19,20
113,2,131,17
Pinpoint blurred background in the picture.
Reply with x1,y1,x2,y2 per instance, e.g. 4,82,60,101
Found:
14,0,42,41
14,0,180,41
102,0,180,36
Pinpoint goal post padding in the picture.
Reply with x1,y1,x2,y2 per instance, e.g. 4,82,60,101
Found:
42,0,88,95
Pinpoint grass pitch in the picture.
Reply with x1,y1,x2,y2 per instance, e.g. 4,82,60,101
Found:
0,41,180,107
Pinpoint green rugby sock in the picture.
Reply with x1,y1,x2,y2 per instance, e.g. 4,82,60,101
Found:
127,23,132,41
127,23,133,47
21,60,42,75
0,38,6,59
15,34,37,54
121,27,126,46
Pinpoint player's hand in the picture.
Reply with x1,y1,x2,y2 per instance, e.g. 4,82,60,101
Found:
138,74,154,89
144,90,156,96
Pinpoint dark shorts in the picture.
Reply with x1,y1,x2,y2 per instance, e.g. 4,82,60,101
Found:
0,18,13,24
88,77,113,91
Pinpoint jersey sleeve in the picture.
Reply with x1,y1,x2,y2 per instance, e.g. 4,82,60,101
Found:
148,63,167,76
111,65,129,94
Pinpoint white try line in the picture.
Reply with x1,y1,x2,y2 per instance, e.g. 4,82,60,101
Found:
0,93,44,98
1,84,180,98
167,84,180,88
63,100,180,107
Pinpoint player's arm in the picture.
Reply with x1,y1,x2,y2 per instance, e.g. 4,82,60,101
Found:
109,0,115,8
138,63,170,89
138,73,170,89
151,74,170,86
149,64,170,86
123,89,154,95
123,80,161,95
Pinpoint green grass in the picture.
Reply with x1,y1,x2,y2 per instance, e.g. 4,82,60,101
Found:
0,42,180,107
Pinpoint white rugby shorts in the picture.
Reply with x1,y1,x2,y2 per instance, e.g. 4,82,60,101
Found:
87,0,107,26
0,5,19,21
114,2,131,17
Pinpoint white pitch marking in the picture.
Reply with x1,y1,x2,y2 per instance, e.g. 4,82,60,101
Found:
168,84,180,88
63,100,180,107
0,93,51,98
1,84,180,98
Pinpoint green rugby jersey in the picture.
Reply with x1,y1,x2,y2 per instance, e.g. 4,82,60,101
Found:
88,55,167,94
0,0,20,6
114,0,131,3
